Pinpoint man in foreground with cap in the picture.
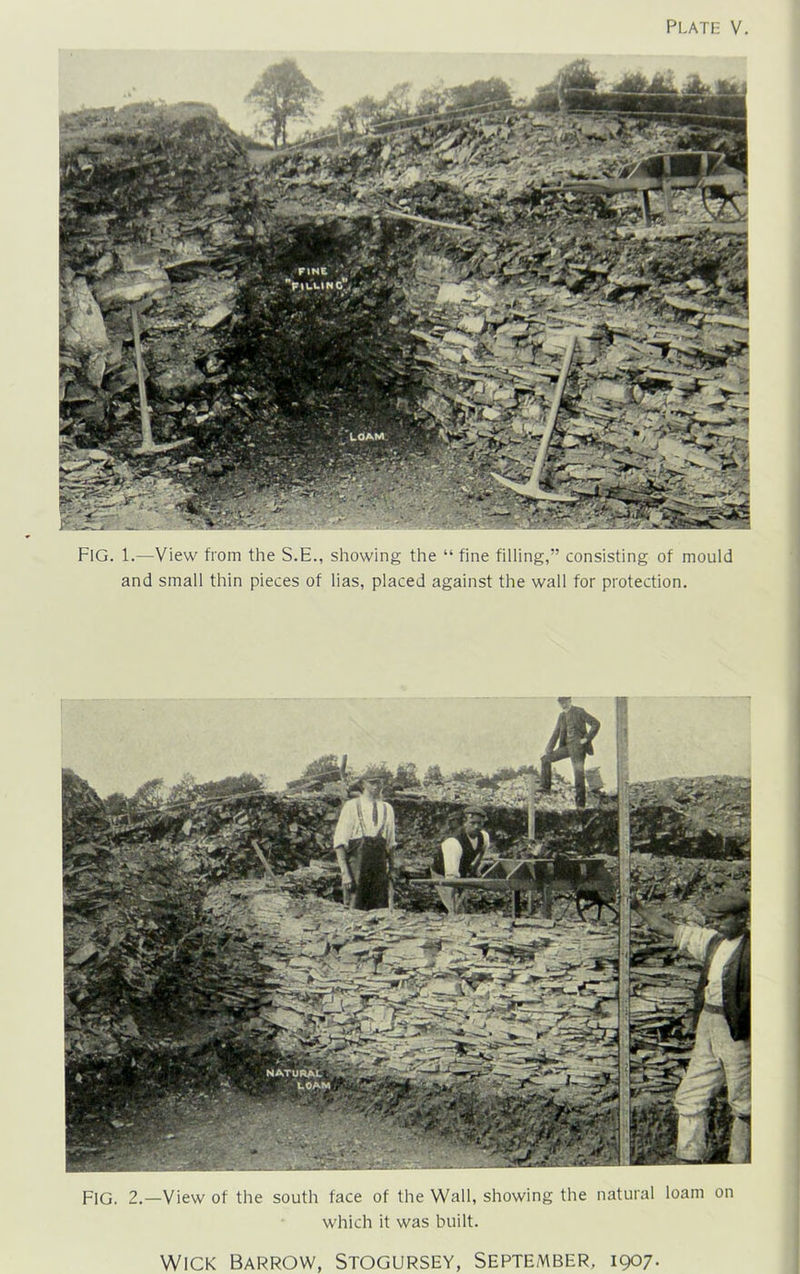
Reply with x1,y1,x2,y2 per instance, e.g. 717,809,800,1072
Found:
431,805,491,914
540,697,601,810
632,888,750,1163
333,768,397,910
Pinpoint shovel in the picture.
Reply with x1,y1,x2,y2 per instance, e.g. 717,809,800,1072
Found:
130,301,193,457
492,331,578,503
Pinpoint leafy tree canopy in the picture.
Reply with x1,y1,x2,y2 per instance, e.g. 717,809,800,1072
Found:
245,58,323,147
394,761,421,789
301,753,341,780
448,77,512,110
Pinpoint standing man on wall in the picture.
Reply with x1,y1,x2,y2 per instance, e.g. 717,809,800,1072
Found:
333,767,397,910
431,805,491,914
632,889,751,1163
540,696,601,809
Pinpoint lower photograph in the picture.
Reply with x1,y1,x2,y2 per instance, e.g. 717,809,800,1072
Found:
62,696,751,1173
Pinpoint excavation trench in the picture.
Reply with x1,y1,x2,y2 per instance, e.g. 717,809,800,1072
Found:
60,104,749,530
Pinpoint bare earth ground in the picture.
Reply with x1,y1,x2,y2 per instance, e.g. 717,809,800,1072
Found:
61,397,632,531
67,1083,508,1172
190,402,620,532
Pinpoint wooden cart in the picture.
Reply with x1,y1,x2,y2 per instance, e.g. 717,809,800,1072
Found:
544,151,747,226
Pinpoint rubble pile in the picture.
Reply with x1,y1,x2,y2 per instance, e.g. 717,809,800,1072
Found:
60,105,253,489
62,767,111,843
114,780,750,882
421,769,580,811
261,110,747,220
199,886,722,1103
63,770,204,1063
59,436,206,529
629,775,750,840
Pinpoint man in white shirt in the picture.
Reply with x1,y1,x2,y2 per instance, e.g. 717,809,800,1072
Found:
333,768,397,910
633,889,750,1163
431,805,491,914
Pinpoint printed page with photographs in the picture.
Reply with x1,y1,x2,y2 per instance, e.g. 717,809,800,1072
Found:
2,3,797,1274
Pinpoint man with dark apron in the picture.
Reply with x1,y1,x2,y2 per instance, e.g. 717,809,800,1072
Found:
333,768,397,910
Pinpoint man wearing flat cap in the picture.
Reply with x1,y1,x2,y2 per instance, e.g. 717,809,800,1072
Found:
333,767,397,910
633,888,750,1163
431,805,491,914
540,697,600,810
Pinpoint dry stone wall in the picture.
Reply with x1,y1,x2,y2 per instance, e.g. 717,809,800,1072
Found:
200,886,732,1105
406,247,748,526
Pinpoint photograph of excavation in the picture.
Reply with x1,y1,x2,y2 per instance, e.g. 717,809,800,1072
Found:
62,697,751,1170
60,53,748,530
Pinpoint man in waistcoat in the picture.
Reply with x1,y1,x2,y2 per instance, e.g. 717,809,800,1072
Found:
540,696,601,809
632,889,750,1163
333,767,397,910
430,805,491,915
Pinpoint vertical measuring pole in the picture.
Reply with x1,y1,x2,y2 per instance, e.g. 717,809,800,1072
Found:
527,770,536,841
616,697,632,1165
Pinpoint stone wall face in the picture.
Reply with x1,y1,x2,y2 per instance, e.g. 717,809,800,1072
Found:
406,248,748,527
202,887,716,1104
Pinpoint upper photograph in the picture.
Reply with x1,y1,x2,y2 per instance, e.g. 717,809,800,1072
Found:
59,51,749,531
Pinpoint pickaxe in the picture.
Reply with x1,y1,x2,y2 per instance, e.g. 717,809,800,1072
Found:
492,331,578,503
129,300,193,457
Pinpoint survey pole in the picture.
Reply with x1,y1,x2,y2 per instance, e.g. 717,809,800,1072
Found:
616,696,632,1165
527,771,536,841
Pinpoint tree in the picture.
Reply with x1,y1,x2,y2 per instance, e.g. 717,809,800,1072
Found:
416,79,451,116
609,69,649,114
300,753,341,781
449,77,512,111
646,69,679,116
332,104,358,135
556,59,599,112
682,72,710,99
130,778,166,816
104,791,131,820
379,81,413,120
424,764,444,785
197,772,265,800
169,772,198,805
394,761,420,789
245,58,323,147
352,95,381,132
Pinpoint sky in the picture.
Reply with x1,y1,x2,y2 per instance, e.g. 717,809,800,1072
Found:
59,51,747,140
61,698,750,797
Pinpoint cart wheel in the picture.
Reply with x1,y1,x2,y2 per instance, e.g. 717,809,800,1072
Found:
575,888,619,923
701,185,747,221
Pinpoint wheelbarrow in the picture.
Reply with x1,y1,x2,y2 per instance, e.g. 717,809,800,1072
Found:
544,151,747,226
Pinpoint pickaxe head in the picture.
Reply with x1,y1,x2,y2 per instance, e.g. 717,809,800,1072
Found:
492,472,577,503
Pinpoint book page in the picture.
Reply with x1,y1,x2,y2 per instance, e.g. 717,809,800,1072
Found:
2,3,797,1274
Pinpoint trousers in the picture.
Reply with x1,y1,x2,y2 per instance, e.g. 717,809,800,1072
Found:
674,1009,751,1162
345,835,389,910
540,743,587,808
